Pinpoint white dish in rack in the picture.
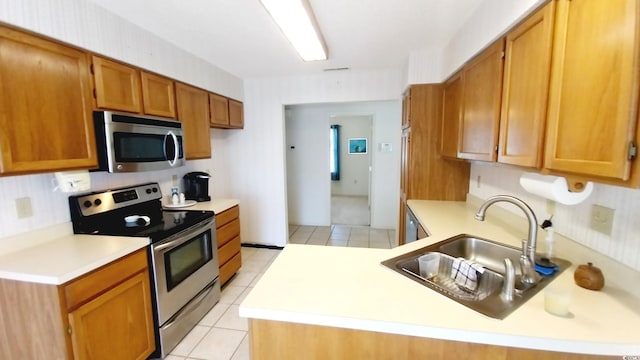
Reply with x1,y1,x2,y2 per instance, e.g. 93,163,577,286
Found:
164,200,197,208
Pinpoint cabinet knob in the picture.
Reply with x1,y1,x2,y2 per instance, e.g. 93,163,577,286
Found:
67,326,72,335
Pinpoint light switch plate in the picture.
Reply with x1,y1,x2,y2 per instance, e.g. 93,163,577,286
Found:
591,204,614,236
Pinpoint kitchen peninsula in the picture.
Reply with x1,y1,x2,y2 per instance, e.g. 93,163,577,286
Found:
239,199,640,359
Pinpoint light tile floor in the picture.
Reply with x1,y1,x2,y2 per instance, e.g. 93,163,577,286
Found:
288,224,397,249
168,225,395,360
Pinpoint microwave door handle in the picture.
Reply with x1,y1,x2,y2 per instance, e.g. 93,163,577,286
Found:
165,131,179,166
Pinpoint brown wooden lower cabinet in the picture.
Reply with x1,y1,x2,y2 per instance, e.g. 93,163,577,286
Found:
216,205,242,285
0,249,155,360
248,319,614,360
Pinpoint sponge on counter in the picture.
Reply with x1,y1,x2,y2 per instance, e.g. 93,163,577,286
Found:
535,257,559,276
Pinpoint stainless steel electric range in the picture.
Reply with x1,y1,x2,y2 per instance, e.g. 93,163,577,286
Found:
69,182,220,359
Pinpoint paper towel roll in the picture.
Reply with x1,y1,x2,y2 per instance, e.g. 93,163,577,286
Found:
519,173,593,205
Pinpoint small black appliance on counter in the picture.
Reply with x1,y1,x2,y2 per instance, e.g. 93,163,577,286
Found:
183,171,211,202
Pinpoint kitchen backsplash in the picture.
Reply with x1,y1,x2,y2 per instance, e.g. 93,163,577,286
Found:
469,162,640,272
0,157,225,241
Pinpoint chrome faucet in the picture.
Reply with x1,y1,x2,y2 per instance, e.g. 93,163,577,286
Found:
474,195,540,285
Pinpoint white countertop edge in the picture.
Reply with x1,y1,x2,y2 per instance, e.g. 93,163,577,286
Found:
238,306,639,356
0,241,149,285
51,242,149,284
0,271,61,285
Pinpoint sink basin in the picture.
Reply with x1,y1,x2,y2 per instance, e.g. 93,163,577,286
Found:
438,235,523,276
381,234,571,319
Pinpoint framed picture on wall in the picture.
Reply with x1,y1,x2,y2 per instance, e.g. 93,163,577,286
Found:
348,138,367,154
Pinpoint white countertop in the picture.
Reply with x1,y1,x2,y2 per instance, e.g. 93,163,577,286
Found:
163,198,239,214
0,233,149,285
0,198,239,285
240,200,640,356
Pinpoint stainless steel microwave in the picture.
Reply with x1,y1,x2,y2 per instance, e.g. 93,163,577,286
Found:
94,111,185,173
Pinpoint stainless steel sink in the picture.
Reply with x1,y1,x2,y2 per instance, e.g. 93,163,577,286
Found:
381,234,571,319
438,235,523,276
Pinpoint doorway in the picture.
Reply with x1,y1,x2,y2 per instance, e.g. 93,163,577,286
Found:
330,115,372,226
284,100,400,235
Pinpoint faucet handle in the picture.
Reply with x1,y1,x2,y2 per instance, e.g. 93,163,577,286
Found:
501,258,515,302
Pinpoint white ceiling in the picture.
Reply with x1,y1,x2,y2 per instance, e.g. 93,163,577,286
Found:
87,0,484,79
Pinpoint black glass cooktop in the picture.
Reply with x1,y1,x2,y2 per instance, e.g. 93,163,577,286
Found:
79,210,214,241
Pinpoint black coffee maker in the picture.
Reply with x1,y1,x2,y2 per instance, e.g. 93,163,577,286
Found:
183,172,211,202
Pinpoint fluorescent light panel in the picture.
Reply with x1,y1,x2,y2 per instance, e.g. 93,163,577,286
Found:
260,0,328,61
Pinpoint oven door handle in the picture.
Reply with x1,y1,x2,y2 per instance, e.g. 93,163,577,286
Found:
162,279,218,331
153,219,213,252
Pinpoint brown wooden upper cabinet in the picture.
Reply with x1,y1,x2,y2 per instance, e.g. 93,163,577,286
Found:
498,2,555,168
544,0,640,181
141,71,176,118
0,25,97,175
209,93,230,127
210,93,244,129
92,56,143,113
93,55,177,118
228,99,244,128
458,39,505,161
176,83,212,159
441,71,464,159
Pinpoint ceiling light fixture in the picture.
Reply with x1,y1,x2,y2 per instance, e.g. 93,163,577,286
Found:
260,0,328,61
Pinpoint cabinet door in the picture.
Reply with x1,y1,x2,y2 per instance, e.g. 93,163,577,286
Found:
68,271,155,360
0,26,97,174
458,40,505,161
544,0,639,180
441,72,463,158
228,99,244,129
175,83,212,159
498,3,555,167
92,56,142,113
141,71,176,118
209,93,230,127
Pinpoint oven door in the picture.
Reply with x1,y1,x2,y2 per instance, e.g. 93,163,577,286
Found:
151,217,219,325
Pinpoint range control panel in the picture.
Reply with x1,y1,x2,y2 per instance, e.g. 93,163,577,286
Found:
71,183,162,217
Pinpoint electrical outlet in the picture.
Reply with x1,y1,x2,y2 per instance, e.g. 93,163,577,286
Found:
15,197,33,219
591,204,614,236
172,174,178,187
476,176,481,188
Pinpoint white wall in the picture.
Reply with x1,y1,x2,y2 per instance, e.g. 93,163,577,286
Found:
284,103,399,229
229,70,404,246
0,0,242,241
284,107,331,226
330,116,371,197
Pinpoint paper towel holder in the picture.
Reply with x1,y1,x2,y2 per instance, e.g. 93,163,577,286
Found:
565,176,588,192
520,172,593,205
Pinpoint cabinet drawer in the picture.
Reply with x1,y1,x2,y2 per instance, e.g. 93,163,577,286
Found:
64,248,148,311
218,236,241,266
217,218,240,248
220,252,242,286
216,206,239,228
